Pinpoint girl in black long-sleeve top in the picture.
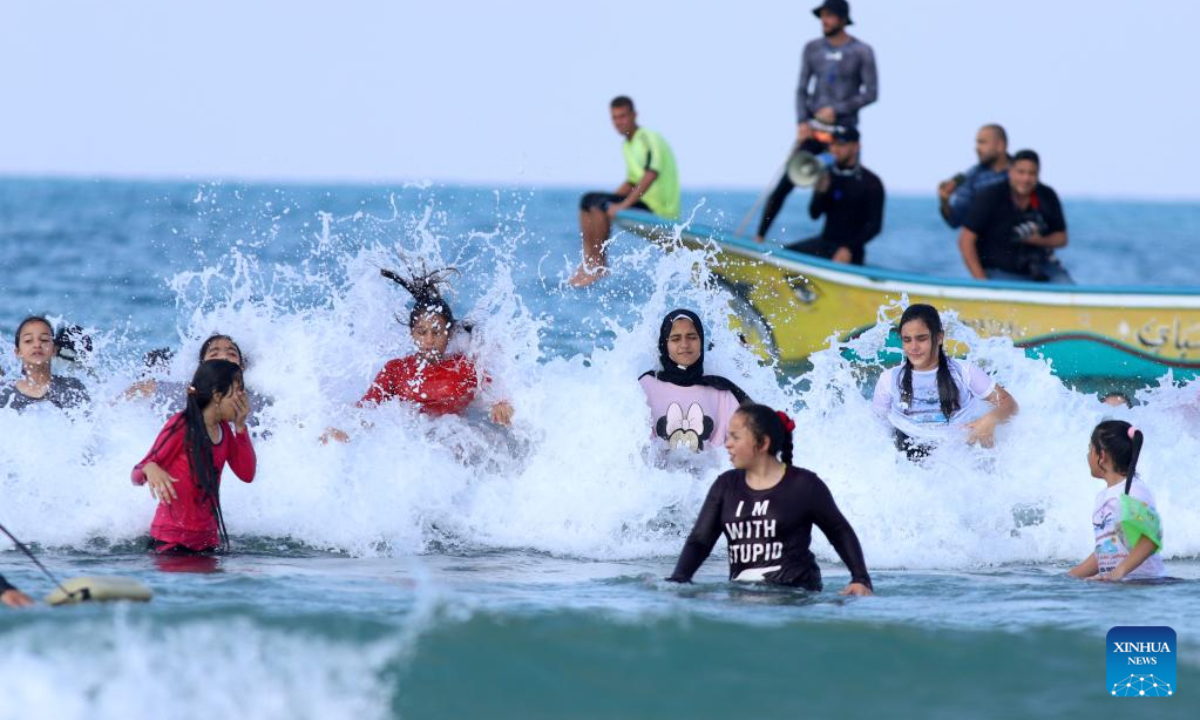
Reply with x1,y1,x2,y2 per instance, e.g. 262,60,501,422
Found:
669,404,873,595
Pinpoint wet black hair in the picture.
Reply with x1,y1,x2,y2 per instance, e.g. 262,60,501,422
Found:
897,304,960,422
735,403,794,466
144,347,175,371
610,95,635,111
381,265,459,328
54,324,93,363
13,316,52,349
1091,420,1144,495
199,334,246,369
143,359,244,550
1013,149,1040,168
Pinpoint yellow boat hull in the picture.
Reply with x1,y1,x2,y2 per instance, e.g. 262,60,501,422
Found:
616,211,1200,381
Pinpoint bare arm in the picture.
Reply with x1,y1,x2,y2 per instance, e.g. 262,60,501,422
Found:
958,227,988,279
1021,230,1068,249
963,385,1018,448
1096,536,1158,581
608,171,658,217
1069,553,1099,578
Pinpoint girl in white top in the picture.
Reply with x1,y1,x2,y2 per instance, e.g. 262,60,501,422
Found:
1069,421,1166,581
871,303,1017,456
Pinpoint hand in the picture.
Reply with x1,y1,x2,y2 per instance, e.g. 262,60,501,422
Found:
490,401,514,426
797,122,812,142
815,107,836,124
831,247,852,264
231,389,251,433
964,415,998,448
144,463,179,505
1,588,34,608
606,202,628,219
839,582,873,597
937,179,957,202
753,235,766,244
320,427,350,445
1085,573,1117,582
123,379,157,400
815,171,832,193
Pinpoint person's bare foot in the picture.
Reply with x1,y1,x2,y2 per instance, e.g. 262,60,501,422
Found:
568,263,608,287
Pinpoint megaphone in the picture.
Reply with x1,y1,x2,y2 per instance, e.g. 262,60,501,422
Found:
786,150,835,188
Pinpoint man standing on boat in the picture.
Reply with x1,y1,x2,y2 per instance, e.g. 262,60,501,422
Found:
958,149,1073,283
755,0,878,244
569,96,680,288
938,124,1011,228
785,126,884,265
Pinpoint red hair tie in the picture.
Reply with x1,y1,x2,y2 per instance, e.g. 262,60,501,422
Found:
776,410,796,433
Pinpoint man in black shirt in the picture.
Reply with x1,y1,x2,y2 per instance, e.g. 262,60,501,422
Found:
785,125,884,265
958,149,1072,283
1,573,34,608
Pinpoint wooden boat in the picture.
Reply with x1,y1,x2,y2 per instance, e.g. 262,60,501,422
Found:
615,210,1200,381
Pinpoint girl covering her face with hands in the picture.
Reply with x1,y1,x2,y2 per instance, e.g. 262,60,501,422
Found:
131,359,256,553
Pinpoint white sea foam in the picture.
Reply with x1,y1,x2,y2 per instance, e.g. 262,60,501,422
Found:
0,613,399,720
2,213,1199,571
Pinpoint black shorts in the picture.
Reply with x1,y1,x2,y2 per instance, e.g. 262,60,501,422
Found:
785,236,865,265
579,192,650,213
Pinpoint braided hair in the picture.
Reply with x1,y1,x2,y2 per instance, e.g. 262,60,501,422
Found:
898,304,960,422
1091,420,1145,494
735,403,794,466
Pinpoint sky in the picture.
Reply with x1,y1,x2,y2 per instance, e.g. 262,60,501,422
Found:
1,0,1198,199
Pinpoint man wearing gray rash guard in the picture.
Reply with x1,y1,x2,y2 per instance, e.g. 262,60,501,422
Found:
756,0,879,243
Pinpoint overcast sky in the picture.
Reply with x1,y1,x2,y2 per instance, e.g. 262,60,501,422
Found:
2,0,1197,199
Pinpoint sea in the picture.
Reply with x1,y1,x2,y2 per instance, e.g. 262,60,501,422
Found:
1,177,1198,719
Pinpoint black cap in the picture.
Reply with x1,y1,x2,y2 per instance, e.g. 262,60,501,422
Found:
813,0,853,24
832,125,860,143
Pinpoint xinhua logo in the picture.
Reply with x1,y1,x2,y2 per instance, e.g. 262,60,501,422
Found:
1107,626,1176,697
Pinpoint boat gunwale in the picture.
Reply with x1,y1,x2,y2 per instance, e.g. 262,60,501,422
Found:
615,210,1200,308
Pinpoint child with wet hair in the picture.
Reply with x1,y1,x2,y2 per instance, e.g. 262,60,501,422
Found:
668,403,872,595
322,264,513,443
1069,421,1165,581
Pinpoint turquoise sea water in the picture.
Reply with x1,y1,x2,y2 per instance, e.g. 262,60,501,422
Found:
1,178,1199,718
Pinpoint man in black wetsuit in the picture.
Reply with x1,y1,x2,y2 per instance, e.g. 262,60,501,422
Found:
785,126,884,265
755,0,878,243
958,149,1072,283
0,573,34,608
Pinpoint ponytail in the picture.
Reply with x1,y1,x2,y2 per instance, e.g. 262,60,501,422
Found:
935,346,961,421
1090,420,1144,493
1125,428,1144,495
736,404,795,466
899,356,914,410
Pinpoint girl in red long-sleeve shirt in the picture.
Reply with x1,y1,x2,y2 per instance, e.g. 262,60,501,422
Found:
132,359,255,553
322,266,513,443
